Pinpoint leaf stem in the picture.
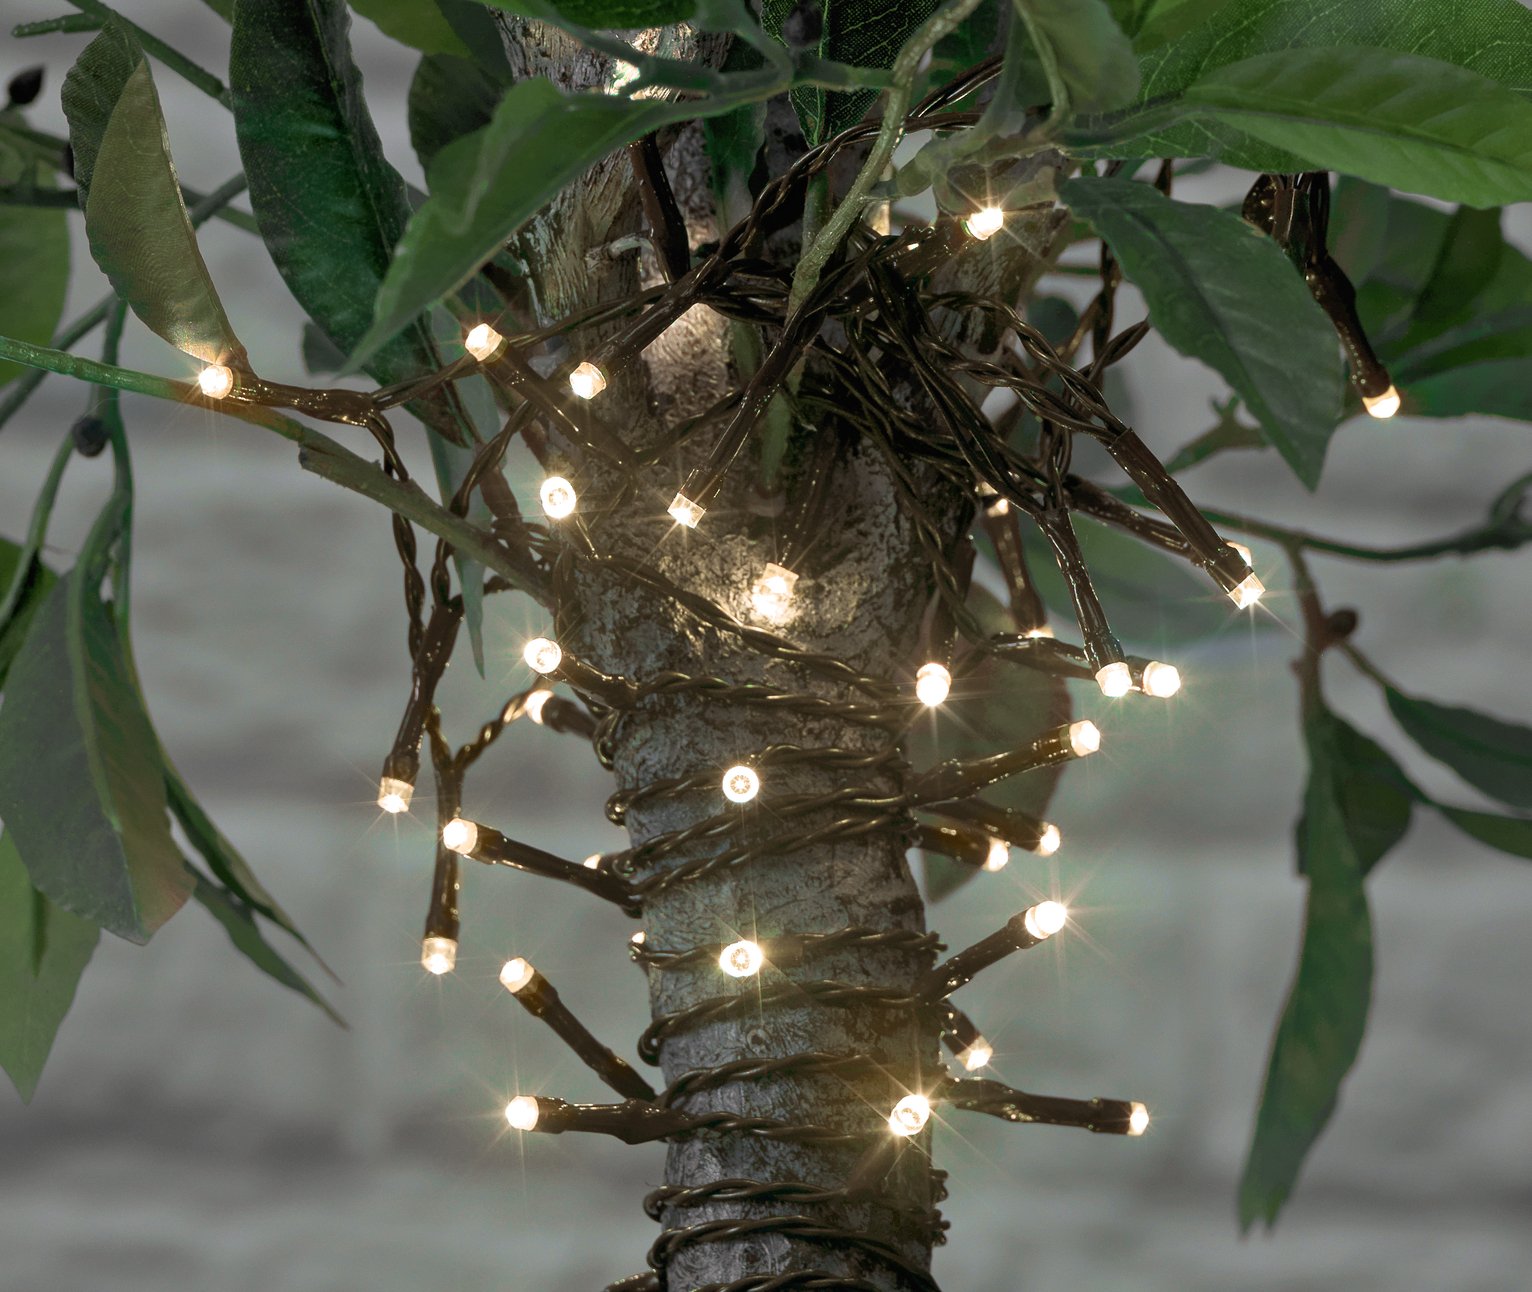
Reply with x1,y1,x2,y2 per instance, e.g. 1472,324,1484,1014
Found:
65,0,231,106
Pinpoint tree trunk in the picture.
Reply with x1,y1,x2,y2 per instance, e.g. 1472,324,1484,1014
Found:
494,19,1060,1287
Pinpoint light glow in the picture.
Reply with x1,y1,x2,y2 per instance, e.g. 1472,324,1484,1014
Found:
505,1096,540,1131
667,492,705,529
750,562,798,621
1024,624,1055,640
421,935,457,975
1128,1101,1150,1136
582,853,603,870
442,817,478,855
888,1093,932,1137
1096,661,1132,698
1068,720,1101,757
524,689,553,724
915,662,952,707
1033,823,1062,857
523,637,563,675
1023,900,1068,940
1230,572,1266,609
377,776,413,814
718,939,764,978
722,765,760,804
983,838,1011,872
1141,661,1181,699
464,323,505,362
539,476,577,519
499,957,536,993
196,364,234,400
1362,384,1400,419
1229,542,1254,569
568,361,607,399
958,1040,993,1072
964,206,1004,240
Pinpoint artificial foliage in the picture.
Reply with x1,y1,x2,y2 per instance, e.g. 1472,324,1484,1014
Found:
1,0,1531,1287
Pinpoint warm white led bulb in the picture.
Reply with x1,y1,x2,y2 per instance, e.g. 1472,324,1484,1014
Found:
523,637,563,675
582,853,603,870
523,689,553,724
504,1096,540,1131
915,662,952,707
421,935,457,975
958,1040,992,1072
1033,823,1062,856
630,930,647,947
568,361,607,399
1229,572,1266,609
983,838,1011,872
499,957,536,993
1141,661,1182,699
1362,384,1400,419
1023,624,1055,640
722,765,760,804
1128,1101,1150,1136
442,817,478,855
888,1093,932,1137
750,562,798,621
718,939,764,978
667,492,705,529
964,206,1004,240
1023,900,1068,940
539,476,577,520
1068,720,1101,757
377,775,413,814
1229,541,1254,569
464,323,505,362
196,364,235,400
1096,661,1132,698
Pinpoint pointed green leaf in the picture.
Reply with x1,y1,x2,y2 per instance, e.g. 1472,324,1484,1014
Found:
1060,176,1345,489
1239,708,1375,1230
1385,687,1532,810
190,872,344,1026
0,535,57,690
0,571,192,943
1181,48,1532,209
61,24,245,366
1016,0,1140,115
1438,805,1532,861
408,52,505,176
349,0,473,55
1317,716,1415,877
0,832,100,1102
0,155,70,389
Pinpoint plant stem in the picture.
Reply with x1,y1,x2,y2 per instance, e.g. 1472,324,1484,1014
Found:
65,0,231,107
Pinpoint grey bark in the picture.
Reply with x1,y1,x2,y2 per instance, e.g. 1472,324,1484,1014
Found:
494,18,1061,1287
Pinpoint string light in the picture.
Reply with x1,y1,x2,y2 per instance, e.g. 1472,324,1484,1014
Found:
568,361,607,399
1022,900,1068,941
1362,384,1401,419
721,765,760,804
582,853,603,869
888,1094,932,1136
441,817,478,855
500,957,536,993
376,775,413,814
420,935,457,975
464,322,506,362
1128,1102,1150,1136
523,637,563,675
667,492,705,528
1140,661,1181,698
1229,571,1266,609
196,364,234,399
1023,624,1054,639
1229,542,1254,568
1034,823,1062,856
505,1096,541,1131
749,562,798,621
1095,661,1132,698
963,206,1004,240
915,662,952,707
1067,720,1101,757
983,838,1010,872
718,939,764,978
957,1039,993,1072
523,689,553,724
539,476,577,519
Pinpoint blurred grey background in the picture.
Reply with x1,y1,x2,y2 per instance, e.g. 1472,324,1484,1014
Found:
2,4,1531,1289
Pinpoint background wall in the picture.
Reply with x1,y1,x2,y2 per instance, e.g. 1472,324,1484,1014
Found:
2,5,1531,1290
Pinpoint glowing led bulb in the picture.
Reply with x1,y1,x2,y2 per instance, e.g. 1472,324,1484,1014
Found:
568,361,607,399
722,765,760,804
1229,542,1253,568
964,206,1004,240
750,562,798,621
668,492,705,529
442,817,478,855
1229,572,1265,609
539,476,577,519
464,323,505,362
958,1040,992,1072
630,930,647,947
499,957,535,993
1362,384,1400,419
524,689,553,724
983,838,1011,872
915,662,952,707
421,935,457,975
1068,720,1101,757
523,637,563,675
1034,823,1062,857
1141,661,1181,699
888,1093,932,1137
196,364,234,399
505,1096,540,1131
377,776,413,814
582,853,603,870
718,939,764,978
1096,661,1132,698
1128,1101,1150,1136
1023,900,1068,940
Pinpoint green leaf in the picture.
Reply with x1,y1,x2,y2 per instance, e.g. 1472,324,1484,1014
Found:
799,0,938,143
1128,0,1532,168
1438,805,1532,862
483,0,695,25
1388,308,1532,422
61,24,246,366
408,52,506,176
1385,687,1532,810
349,0,473,55
0,571,192,943
1129,0,1234,52
0,535,57,690
189,872,344,1026
0,832,100,1102
0,158,69,390
1016,0,1140,115
1401,206,1505,344
1239,708,1375,1230
1061,176,1345,488
1180,48,1532,209
1318,717,1415,878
